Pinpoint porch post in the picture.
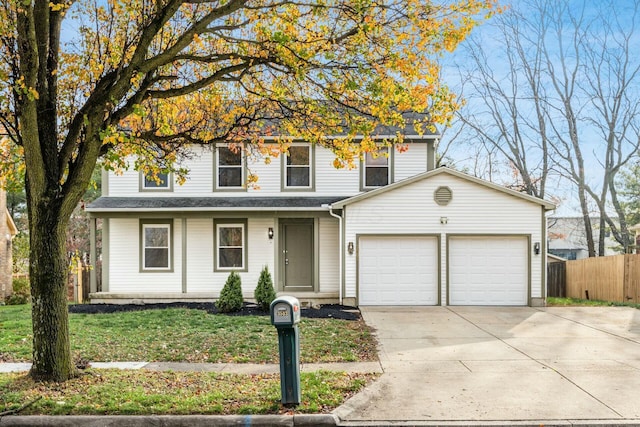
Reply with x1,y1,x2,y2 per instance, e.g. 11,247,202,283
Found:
89,217,97,294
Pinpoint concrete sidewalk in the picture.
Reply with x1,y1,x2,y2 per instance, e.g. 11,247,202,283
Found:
0,361,382,374
334,306,640,426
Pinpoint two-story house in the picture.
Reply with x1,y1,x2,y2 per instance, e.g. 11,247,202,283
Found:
86,125,555,307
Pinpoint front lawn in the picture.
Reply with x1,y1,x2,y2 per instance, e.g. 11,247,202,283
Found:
0,369,377,415
546,297,640,309
0,304,377,364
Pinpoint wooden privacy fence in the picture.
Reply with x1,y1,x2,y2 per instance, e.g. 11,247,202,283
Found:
565,254,640,303
547,262,566,298
66,259,102,303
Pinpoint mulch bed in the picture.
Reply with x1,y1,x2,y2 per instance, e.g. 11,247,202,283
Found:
68,302,361,321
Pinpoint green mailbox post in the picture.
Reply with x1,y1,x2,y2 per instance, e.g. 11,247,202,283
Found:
270,296,301,406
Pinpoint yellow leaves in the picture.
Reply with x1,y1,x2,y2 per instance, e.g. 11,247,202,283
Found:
13,76,39,101
1,0,499,189
28,87,39,100
49,2,70,13
247,173,259,184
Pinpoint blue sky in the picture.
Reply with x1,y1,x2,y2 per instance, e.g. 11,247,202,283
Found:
439,0,640,216
56,0,640,218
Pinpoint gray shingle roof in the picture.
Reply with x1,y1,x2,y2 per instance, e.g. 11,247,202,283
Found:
266,111,438,139
86,196,346,212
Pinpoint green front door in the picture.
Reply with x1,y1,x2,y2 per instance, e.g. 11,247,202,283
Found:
281,219,314,292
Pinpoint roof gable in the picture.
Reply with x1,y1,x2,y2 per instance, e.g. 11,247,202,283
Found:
332,167,556,210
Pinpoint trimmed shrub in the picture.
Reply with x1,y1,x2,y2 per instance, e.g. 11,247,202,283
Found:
216,271,244,313
5,293,29,305
254,266,276,311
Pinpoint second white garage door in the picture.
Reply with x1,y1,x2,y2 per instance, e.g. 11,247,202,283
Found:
448,236,528,305
359,236,438,305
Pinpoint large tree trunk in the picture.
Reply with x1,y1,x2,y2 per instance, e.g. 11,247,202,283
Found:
28,189,75,381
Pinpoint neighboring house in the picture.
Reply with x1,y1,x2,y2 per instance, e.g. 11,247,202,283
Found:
630,224,640,254
0,187,18,303
547,217,618,260
86,127,555,307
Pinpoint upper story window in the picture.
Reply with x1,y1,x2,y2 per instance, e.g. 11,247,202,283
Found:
216,145,245,190
141,172,172,191
284,144,313,190
141,221,172,271
362,147,391,189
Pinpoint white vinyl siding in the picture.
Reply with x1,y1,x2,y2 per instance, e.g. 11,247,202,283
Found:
108,218,182,293
106,143,434,197
314,146,360,197
343,173,544,305
108,216,339,299
108,148,214,197
318,217,339,293
394,143,428,181
184,218,215,292
184,218,275,295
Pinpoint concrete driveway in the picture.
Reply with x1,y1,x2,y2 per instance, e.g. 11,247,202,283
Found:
335,306,640,425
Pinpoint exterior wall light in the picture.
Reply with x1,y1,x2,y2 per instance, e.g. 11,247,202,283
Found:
268,227,274,239
347,241,354,255
534,242,540,255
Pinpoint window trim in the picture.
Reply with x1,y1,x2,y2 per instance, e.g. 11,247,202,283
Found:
214,219,248,272
139,219,174,272
360,146,394,190
214,144,247,192
140,171,173,192
281,143,315,192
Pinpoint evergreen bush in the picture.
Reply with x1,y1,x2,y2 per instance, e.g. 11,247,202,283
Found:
216,271,243,313
254,266,276,311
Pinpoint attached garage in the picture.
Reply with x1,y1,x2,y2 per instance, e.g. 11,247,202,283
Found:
358,236,438,305
448,236,529,305
334,167,556,307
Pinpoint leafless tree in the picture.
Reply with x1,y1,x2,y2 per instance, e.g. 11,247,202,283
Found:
446,5,552,199
445,0,640,255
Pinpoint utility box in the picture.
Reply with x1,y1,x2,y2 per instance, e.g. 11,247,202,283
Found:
270,295,301,327
270,296,301,406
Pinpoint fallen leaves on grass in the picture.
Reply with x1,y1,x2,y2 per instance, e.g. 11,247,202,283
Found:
0,369,379,416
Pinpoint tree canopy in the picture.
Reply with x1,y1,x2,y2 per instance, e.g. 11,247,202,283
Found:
2,0,499,184
0,0,499,381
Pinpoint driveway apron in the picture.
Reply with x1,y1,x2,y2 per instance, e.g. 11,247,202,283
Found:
334,306,640,423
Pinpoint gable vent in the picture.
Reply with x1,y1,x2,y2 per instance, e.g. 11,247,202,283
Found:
434,186,452,206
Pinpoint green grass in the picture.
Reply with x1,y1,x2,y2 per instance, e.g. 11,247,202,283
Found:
547,297,640,309
0,369,377,415
0,305,377,364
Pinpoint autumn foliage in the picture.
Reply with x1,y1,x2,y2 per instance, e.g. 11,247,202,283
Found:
0,0,499,381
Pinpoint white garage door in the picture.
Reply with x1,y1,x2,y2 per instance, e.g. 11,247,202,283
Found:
359,236,438,305
449,236,528,305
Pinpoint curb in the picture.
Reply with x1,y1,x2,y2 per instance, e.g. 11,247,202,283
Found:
0,414,339,426
336,422,640,427
3,416,640,427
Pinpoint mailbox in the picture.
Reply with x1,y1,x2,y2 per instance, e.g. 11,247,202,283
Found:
270,296,301,327
269,296,301,406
